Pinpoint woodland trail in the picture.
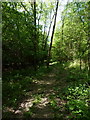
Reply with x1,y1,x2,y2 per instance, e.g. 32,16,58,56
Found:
19,65,68,118
5,64,68,119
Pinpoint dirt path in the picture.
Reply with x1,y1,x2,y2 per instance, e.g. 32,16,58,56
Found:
5,65,68,118
18,66,67,118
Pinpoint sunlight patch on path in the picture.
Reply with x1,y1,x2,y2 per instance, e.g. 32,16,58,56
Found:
36,97,49,108
18,97,49,112
19,98,34,111
34,80,52,85
4,107,23,116
33,78,56,85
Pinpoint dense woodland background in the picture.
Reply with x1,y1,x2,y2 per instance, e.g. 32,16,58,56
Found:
2,0,90,119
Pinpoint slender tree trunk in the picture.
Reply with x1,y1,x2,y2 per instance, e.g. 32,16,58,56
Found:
38,2,42,31
47,0,59,67
79,38,82,70
61,16,65,45
44,14,55,51
33,0,37,71
80,56,82,70
21,1,37,70
43,20,46,44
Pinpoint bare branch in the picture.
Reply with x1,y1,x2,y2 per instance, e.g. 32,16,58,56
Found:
21,2,30,14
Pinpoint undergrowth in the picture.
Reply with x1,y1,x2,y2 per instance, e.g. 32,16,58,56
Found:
3,63,90,119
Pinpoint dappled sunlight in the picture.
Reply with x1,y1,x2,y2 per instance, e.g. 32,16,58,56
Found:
3,64,67,118
4,98,34,115
3,107,23,117
55,98,67,107
17,97,49,113
36,97,49,108
3,1,90,119
33,79,52,85
69,60,80,68
33,75,56,85
15,110,22,114
3,62,89,119
19,98,34,111
5,107,15,113
16,96,54,118
49,62,58,65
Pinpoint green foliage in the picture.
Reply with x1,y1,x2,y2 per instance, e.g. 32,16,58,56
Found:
47,63,90,119
23,110,32,118
66,84,90,119
2,2,48,69
66,67,88,82
52,2,88,66
2,1,90,119
3,72,33,108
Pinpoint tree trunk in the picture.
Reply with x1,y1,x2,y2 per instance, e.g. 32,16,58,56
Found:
80,56,82,70
21,1,37,71
43,13,55,51
47,0,59,68
38,2,42,31
61,16,65,45
79,38,82,70
33,0,37,71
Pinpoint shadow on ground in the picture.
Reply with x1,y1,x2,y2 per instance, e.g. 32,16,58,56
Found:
3,64,69,119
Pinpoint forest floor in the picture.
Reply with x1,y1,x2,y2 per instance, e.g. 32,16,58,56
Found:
21,64,68,119
3,62,89,119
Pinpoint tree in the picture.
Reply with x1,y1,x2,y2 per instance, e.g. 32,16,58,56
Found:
53,1,88,67
47,0,59,67
2,2,47,69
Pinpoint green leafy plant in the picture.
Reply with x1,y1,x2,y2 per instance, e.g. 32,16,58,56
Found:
66,84,89,119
